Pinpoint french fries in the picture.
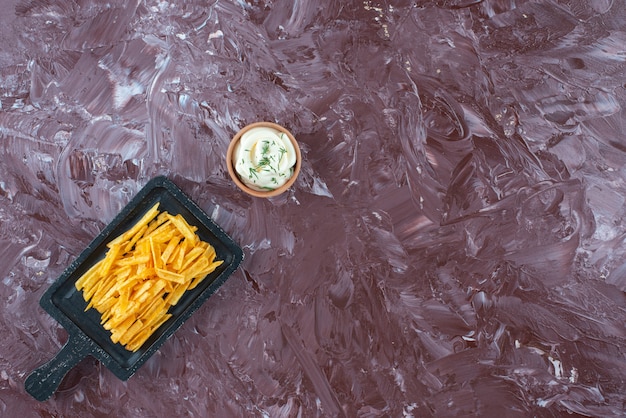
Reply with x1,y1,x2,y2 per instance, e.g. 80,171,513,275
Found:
75,202,223,352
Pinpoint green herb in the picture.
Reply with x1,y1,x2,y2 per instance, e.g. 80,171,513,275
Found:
277,146,287,165
258,156,271,167
261,140,270,155
248,167,258,180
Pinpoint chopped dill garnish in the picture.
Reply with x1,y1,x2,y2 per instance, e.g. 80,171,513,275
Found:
248,167,258,180
277,146,287,165
257,156,273,172
261,141,270,155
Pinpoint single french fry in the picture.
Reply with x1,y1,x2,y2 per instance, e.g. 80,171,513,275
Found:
75,259,105,290
108,202,160,247
132,280,153,301
142,313,169,334
99,243,122,277
149,238,162,269
143,211,169,235
142,220,173,242
138,297,166,322
149,313,172,331
83,276,105,301
187,260,222,290
172,240,188,271
118,319,145,345
93,295,117,315
156,268,186,284
136,280,166,304
124,224,148,253
90,274,118,305
115,254,151,267
110,315,136,343
180,247,205,272
104,302,136,330
164,281,190,306
187,275,204,291
203,245,216,264
146,227,177,245
198,260,223,278
166,213,197,243
125,328,152,352
161,235,182,264
182,257,210,281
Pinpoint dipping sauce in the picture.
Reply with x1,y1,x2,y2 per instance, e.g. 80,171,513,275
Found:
232,126,297,192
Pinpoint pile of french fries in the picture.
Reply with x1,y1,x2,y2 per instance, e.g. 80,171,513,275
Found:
75,202,222,352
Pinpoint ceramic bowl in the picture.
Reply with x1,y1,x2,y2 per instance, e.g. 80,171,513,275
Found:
226,121,301,198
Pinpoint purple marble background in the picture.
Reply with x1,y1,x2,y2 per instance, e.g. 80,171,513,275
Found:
1,0,626,416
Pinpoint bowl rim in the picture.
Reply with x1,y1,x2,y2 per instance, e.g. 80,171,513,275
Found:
226,121,301,198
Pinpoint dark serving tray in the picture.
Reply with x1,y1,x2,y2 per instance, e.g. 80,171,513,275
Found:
25,176,244,401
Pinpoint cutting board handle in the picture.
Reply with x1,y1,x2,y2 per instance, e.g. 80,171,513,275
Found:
25,337,91,401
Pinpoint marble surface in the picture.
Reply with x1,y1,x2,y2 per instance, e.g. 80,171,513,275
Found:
1,0,626,416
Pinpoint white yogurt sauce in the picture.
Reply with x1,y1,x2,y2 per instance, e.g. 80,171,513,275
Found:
233,126,297,191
